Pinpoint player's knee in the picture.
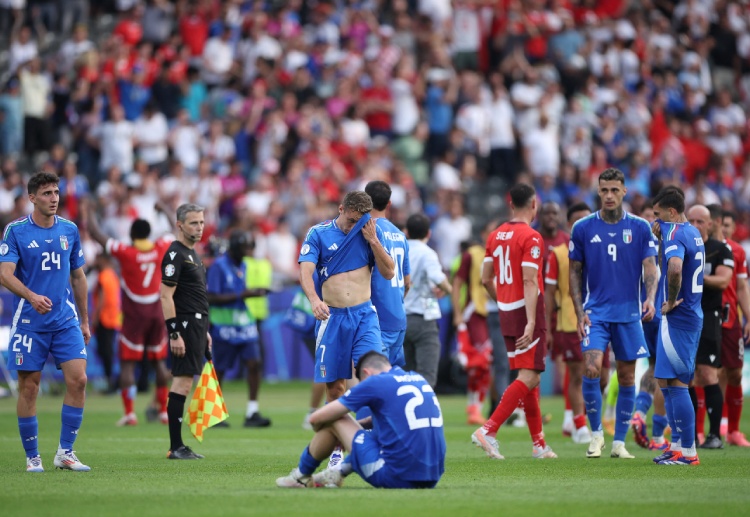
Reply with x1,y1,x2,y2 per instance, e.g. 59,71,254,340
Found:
66,373,87,393
583,366,600,379
728,369,743,386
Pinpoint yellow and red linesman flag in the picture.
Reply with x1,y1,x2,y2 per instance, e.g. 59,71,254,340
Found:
188,361,229,442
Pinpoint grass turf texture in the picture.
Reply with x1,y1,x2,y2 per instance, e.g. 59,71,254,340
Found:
1,381,749,517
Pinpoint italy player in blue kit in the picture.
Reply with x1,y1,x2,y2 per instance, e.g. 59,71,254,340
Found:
276,351,446,489
298,190,395,403
651,187,704,465
0,172,91,472
569,168,659,460
365,181,411,367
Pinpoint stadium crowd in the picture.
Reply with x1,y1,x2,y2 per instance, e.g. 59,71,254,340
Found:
0,0,749,323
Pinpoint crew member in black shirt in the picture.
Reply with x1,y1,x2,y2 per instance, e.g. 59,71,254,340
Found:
160,203,210,460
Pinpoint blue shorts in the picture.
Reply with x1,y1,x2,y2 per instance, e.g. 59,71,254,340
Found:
381,329,406,367
7,325,86,371
314,301,383,382
582,320,649,362
348,430,438,489
210,337,261,372
655,315,700,385
642,318,660,359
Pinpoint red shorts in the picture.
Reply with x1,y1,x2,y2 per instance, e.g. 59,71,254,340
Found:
119,296,167,362
467,313,491,368
554,331,583,362
504,327,547,372
721,324,745,370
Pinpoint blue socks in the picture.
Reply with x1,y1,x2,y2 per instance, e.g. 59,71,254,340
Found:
60,404,84,451
662,387,679,445
615,385,636,442
652,414,668,439
19,416,39,458
635,391,653,415
583,376,602,433
298,446,322,476
669,386,695,449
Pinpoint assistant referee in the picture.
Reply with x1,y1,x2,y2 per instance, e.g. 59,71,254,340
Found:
159,203,210,460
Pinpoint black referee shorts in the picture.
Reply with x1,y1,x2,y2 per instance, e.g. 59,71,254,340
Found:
696,311,722,368
171,312,209,377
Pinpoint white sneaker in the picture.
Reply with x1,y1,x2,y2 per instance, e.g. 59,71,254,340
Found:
311,468,344,488
302,410,314,431
511,409,527,428
562,419,574,437
116,413,137,427
26,455,44,473
532,445,558,459
327,446,344,470
54,450,91,471
471,428,504,459
586,434,605,458
276,467,311,488
572,426,593,444
611,442,636,459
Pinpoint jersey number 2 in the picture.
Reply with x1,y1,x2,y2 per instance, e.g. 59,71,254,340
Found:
692,251,704,294
397,384,443,430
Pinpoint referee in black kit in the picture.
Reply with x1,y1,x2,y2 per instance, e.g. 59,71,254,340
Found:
160,203,211,460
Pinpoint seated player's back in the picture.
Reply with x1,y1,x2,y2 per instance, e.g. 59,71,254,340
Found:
341,367,446,482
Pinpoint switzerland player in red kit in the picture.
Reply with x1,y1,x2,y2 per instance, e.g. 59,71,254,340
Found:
719,211,750,446
471,183,557,460
88,215,173,426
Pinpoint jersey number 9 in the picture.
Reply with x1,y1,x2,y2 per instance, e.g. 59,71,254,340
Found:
608,244,617,262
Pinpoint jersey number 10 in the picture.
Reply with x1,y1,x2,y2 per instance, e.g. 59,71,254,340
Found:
390,247,406,288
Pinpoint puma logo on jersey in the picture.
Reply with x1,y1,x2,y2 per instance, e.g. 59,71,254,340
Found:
328,243,339,251
590,235,602,243
27,240,39,248
169,252,176,260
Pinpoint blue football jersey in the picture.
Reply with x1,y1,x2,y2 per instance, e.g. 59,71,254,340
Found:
659,221,704,330
298,218,388,279
370,218,410,331
339,366,446,482
207,254,258,344
569,211,657,323
0,215,86,331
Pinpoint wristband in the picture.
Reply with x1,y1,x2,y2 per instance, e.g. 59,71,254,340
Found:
166,317,179,336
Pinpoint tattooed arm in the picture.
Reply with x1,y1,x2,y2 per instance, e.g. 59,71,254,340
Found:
569,259,590,340
641,256,657,322
661,256,684,314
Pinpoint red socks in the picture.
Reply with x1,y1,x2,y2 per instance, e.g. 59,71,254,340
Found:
121,388,134,415
523,386,546,449
726,384,744,434
573,413,587,430
695,385,705,435
564,368,571,411
156,386,169,413
483,380,530,436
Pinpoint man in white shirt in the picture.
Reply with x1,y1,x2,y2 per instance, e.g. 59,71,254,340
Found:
134,103,169,173
403,213,452,387
89,104,135,175
19,57,51,160
202,28,234,88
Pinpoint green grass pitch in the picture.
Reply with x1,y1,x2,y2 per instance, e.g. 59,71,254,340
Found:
1,381,749,517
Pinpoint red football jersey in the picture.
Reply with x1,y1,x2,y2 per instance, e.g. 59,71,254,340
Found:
723,239,749,329
542,230,569,271
485,221,546,336
106,237,173,304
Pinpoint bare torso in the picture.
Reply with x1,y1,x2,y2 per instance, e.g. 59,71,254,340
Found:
321,265,372,307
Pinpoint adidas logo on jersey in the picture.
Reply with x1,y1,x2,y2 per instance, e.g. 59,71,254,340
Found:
637,346,647,355
590,235,602,243
328,243,339,251
27,240,40,248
